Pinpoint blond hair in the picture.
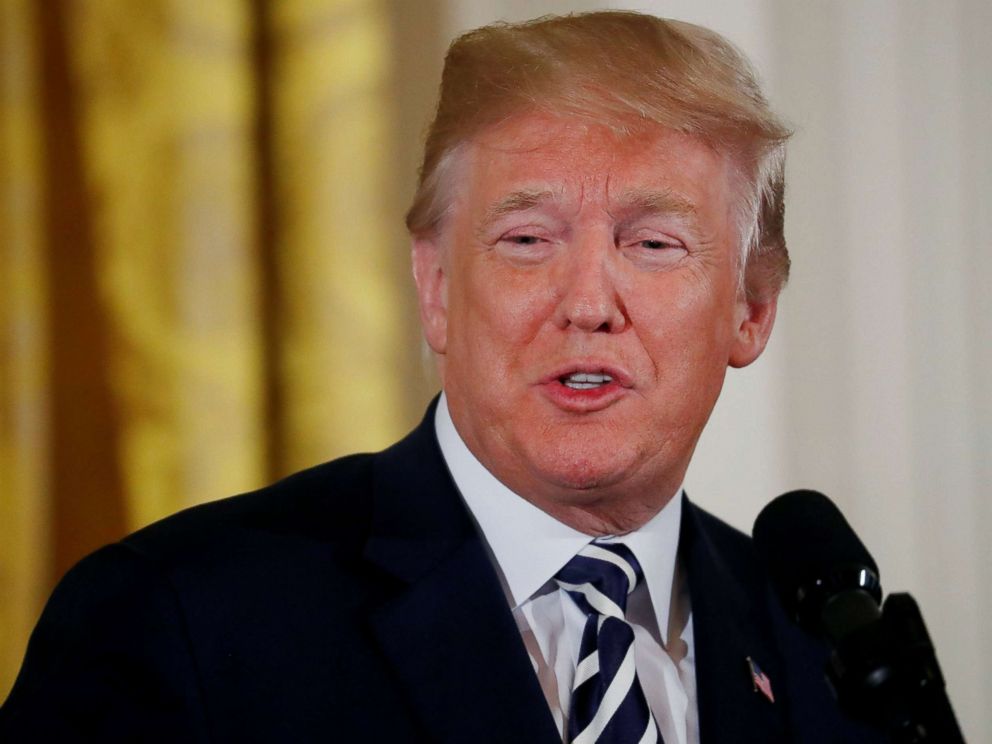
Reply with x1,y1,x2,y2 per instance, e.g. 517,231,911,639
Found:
406,11,792,297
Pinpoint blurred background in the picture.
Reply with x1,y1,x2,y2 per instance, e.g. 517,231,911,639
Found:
0,0,988,738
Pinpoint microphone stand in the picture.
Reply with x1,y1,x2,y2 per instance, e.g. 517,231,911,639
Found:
824,591,965,743
753,492,966,743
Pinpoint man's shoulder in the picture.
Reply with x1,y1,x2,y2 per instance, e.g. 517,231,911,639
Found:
0,444,435,739
120,451,378,568
61,402,448,603
37,449,396,659
689,500,750,539
684,497,757,565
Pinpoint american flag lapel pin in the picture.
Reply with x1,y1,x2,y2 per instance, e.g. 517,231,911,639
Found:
746,656,775,703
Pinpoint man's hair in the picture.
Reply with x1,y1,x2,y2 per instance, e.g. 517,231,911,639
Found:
405,11,792,298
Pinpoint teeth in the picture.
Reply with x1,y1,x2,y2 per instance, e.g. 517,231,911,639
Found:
562,372,613,389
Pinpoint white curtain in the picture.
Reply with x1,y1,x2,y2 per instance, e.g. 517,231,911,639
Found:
440,1,991,739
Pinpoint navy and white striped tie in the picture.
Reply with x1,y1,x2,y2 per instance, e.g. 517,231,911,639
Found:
555,542,662,744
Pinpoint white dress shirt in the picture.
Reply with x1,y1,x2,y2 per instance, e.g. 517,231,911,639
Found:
435,395,699,744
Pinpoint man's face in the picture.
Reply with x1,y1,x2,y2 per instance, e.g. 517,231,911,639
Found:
413,114,777,533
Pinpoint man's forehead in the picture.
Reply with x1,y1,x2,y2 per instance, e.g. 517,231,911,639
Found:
470,115,651,172
480,186,700,225
461,113,729,205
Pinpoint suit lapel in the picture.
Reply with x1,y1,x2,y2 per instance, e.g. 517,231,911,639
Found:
363,402,560,743
360,407,795,743
682,499,790,744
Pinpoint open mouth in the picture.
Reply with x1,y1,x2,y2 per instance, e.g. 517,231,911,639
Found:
559,371,614,390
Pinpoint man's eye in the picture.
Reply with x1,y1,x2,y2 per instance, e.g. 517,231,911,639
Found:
506,235,541,245
621,234,687,271
495,232,554,266
640,239,678,250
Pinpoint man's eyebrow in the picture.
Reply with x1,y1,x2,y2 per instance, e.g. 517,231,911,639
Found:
612,188,698,218
481,189,557,225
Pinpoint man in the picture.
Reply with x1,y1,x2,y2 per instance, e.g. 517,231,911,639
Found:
1,12,882,743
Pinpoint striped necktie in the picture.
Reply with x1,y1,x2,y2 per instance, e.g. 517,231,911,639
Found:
555,542,662,744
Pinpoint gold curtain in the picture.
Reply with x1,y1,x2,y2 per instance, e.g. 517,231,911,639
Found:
0,0,442,701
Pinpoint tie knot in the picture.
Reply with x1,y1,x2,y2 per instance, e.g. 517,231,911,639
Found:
554,541,644,619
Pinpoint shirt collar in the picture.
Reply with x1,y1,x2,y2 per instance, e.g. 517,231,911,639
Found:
434,393,684,635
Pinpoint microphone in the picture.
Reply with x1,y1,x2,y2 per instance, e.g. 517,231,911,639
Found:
752,489,883,643
753,490,964,743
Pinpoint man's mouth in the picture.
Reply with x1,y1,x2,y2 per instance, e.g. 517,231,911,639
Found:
541,365,629,411
560,372,614,390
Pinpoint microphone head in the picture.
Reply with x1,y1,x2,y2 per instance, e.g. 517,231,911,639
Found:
753,490,882,635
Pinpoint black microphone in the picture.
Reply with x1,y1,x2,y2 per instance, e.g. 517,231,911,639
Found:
752,489,883,643
753,490,965,743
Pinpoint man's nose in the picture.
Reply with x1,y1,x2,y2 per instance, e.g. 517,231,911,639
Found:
552,238,627,333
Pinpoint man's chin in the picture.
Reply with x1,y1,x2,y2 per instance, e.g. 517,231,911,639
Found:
520,460,672,535
527,455,634,499
519,440,680,507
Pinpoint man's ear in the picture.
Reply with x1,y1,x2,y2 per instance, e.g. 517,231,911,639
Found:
411,236,448,355
728,292,779,368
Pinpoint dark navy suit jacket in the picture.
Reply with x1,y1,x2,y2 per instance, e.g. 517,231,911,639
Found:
0,402,883,742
